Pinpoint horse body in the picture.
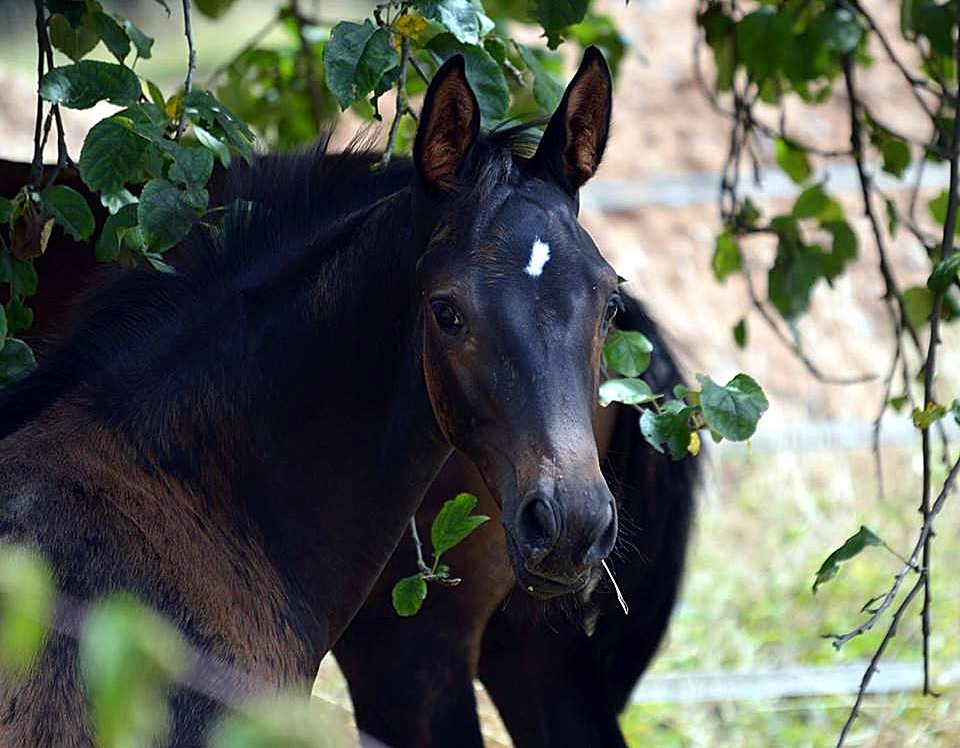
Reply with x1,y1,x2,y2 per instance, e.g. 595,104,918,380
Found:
0,50,623,745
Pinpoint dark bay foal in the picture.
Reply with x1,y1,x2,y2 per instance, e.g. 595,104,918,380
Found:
0,49,622,745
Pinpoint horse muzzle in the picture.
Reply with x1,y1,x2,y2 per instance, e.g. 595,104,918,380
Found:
505,486,618,598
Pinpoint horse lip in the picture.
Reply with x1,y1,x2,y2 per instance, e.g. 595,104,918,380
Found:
505,536,592,598
516,567,591,598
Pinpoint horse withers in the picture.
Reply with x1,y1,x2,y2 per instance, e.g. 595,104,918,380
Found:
0,48,620,745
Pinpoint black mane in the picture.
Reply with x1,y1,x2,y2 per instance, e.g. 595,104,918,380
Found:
0,125,544,441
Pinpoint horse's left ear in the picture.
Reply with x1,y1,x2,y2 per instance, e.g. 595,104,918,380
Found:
533,46,612,195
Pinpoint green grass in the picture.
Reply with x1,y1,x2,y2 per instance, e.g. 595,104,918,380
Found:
621,445,960,747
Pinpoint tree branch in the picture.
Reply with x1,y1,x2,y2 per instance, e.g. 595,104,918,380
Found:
174,0,197,141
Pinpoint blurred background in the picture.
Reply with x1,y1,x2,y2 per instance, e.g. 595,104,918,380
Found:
1,0,959,745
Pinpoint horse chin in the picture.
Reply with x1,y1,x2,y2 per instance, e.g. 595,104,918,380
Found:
505,537,593,599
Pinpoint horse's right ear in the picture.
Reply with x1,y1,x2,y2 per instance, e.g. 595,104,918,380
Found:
414,55,480,194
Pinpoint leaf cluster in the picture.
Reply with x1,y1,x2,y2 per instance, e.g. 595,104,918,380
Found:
392,493,490,616
600,324,769,459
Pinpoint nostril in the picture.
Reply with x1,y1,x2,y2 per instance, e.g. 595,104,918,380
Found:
584,502,618,565
517,495,559,557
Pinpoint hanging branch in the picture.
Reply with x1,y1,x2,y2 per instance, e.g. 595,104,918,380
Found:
916,0,960,693
174,0,197,141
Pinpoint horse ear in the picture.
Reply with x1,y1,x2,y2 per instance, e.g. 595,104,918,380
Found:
533,46,612,195
414,55,480,193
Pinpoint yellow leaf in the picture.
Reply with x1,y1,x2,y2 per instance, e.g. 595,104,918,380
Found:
687,430,701,456
394,11,428,41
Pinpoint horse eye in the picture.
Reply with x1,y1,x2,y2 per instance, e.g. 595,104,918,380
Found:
431,300,465,335
602,295,622,329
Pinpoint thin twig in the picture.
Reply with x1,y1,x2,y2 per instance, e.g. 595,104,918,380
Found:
291,0,324,134
841,53,924,359
741,269,876,385
871,317,902,501
175,0,197,141
408,516,430,575
377,35,409,169
917,5,960,693
834,574,926,748
31,0,46,187
827,453,960,649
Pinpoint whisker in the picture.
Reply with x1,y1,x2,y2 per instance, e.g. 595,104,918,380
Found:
601,559,629,616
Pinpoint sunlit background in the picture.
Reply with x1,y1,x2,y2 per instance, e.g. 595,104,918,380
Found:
1,1,958,745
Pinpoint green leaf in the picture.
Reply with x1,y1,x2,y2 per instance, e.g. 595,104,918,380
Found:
324,20,378,109
516,43,564,113
40,60,141,110
145,80,165,109
903,285,934,329
732,318,747,348
96,203,139,262
48,12,100,62
598,378,656,407
164,143,214,188
697,373,769,442
0,545,55,674
193,125,232,167
355,28,400,110
911,401,947,429
5,299,33,336
0,338,37,387
137,179,195,252
697,6,735,91
101,188,137,215
193,0,237,19
812,525,883,593
884,197,899,235
736,7,791,83
792,184,831,220
879,135,910,177
80,596,186,748
928,253,960,293
427,34,510,122
821,220,858,280
711,230,741,282
91,12,130,62
774,138,811,184
79,118,150,195
531,0,589,49
768,217,822,319
431,492,490,558
952,398,960,425
122,18,154,60
40,185,95,241
0,305,6,342
0,197,11,224
392,574,428,617
0,251,39,297
413,0,492,45
639,400,693,460
181,91,253,161
820,8,863,54
603,329,653,378
928,190,960,234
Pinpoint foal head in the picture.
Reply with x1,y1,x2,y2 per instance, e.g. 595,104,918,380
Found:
413,49,618,597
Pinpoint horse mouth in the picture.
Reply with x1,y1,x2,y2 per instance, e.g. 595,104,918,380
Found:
505,537,593,598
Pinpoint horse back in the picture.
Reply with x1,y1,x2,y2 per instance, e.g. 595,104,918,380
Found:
0,400,313,745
